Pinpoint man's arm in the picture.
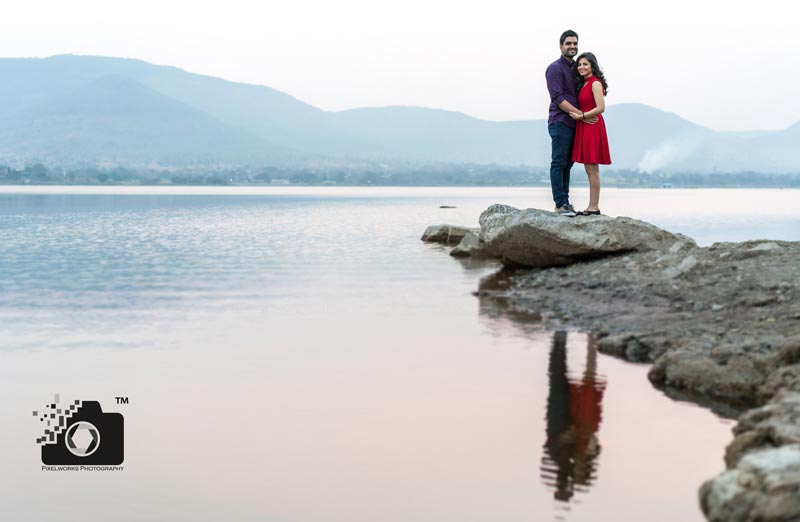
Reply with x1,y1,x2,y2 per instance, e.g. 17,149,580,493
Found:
546,65,597,123
558,99,580,115
545,65,571,109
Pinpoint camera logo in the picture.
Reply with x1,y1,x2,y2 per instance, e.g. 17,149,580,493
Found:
34,395,124,465
65,421,101,457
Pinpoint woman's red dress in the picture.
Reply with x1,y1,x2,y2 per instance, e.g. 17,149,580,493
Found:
571,76,611,165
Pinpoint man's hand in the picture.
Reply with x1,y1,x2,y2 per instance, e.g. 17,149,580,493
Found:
568,112,598,124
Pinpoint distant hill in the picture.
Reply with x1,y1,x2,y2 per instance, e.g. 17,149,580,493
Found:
0,55,797,172
0,74,283,164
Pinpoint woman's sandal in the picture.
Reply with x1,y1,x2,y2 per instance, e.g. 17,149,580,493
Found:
578,210,601,216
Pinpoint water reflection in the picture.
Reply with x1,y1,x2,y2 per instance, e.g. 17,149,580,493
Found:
540,332,606,503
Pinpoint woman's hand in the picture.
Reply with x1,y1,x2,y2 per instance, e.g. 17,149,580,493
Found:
569,112,582,121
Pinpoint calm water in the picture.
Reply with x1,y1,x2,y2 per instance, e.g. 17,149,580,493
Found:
2,186,798,521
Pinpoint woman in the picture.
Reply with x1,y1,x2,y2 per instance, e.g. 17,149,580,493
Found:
569,52,611,216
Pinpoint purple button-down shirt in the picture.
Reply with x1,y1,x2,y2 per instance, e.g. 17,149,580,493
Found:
545,55,578,128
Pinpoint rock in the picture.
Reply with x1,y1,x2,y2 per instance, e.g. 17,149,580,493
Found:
750,242,783,252
477,204,695,268
421,224,477,245
662,254,699,280
725,393,800,467
760,365,800,402
700,444,800,522
648,349,768,401
426,207,800,522
700,393,800,522
449,230,497,258
670,240,694,254
597,333,651,362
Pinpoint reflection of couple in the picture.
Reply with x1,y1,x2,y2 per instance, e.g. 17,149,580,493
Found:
540,331,606,502
545,29,611,217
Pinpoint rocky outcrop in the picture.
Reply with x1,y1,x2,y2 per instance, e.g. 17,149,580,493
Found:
700,392,800,522
424,206,800,521
477,204,695,268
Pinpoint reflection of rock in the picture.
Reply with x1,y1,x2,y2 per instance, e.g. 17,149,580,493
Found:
476,270,543,334
700,392,800,522
478,204,694,268
420,224,476,245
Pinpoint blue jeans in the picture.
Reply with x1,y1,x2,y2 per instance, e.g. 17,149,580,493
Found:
548,122,575,208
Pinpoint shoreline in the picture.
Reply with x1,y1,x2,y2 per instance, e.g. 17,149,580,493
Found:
425,207,800,521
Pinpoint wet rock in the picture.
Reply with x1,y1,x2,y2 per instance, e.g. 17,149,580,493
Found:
449,230,497,259
477,204,695,268
421,224,477,245
700,393,800,522
725,393,800,467
648,349,769,402
760,365,800,402
597,334,651,362
427,209,800,522
700,444,800,522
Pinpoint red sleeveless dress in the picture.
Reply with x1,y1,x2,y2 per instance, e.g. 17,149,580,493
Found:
571,76,611,165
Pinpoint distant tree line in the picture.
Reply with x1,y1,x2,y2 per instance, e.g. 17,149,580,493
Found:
1,163,798,188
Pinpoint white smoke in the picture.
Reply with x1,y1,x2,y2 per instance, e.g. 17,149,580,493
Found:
637,136,702,172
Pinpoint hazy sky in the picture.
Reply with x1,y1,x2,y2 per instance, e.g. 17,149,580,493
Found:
3,0,796,131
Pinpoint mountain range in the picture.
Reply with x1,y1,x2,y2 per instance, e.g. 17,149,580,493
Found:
0,54,797,172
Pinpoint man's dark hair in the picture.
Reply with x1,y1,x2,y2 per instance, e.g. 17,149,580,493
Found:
560,30,578,45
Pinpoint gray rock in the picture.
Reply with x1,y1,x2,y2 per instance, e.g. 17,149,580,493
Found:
597,333,651,362
648,349,769,401
701,393,800,522
449,230,497,258
760,365,800,403
725,393,800,467
477,205,695,268
662,254,699,280
700,445,800,522
750,242,783,252
421,224,477,245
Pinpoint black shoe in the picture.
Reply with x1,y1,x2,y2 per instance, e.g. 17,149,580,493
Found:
578,209,601,216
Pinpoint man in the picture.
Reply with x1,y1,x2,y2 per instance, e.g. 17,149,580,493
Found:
545,30,595,217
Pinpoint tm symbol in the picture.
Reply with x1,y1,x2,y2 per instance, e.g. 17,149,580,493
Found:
115,397,129,405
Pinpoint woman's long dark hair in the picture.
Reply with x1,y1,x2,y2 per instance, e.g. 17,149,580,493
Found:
573,52,608,94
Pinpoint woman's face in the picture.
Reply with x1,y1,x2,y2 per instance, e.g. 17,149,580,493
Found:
576,58,593,78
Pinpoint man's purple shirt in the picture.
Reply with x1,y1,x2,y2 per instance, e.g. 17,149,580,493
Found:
545,55,578,128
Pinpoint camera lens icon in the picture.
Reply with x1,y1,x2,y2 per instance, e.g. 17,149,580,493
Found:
65,421,101,457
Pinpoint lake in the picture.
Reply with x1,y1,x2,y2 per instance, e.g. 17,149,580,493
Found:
2,186,798,521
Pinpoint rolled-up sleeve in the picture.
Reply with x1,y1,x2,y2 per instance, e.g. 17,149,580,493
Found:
546,64,567,106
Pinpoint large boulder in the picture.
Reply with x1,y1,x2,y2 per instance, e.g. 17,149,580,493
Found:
478,204,695,268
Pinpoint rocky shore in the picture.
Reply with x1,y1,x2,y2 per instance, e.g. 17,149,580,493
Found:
422,205,800,521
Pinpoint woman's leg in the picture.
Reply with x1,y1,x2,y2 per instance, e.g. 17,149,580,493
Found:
584,163,600,211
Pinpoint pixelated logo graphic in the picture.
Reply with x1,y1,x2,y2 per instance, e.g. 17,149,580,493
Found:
34,394,124,465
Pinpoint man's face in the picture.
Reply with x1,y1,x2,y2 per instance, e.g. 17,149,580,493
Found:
560,37,578,59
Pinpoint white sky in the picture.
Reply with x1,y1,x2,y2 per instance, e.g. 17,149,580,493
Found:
2,0,796,131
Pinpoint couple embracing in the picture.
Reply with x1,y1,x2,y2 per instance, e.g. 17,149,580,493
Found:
545,29,611,217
